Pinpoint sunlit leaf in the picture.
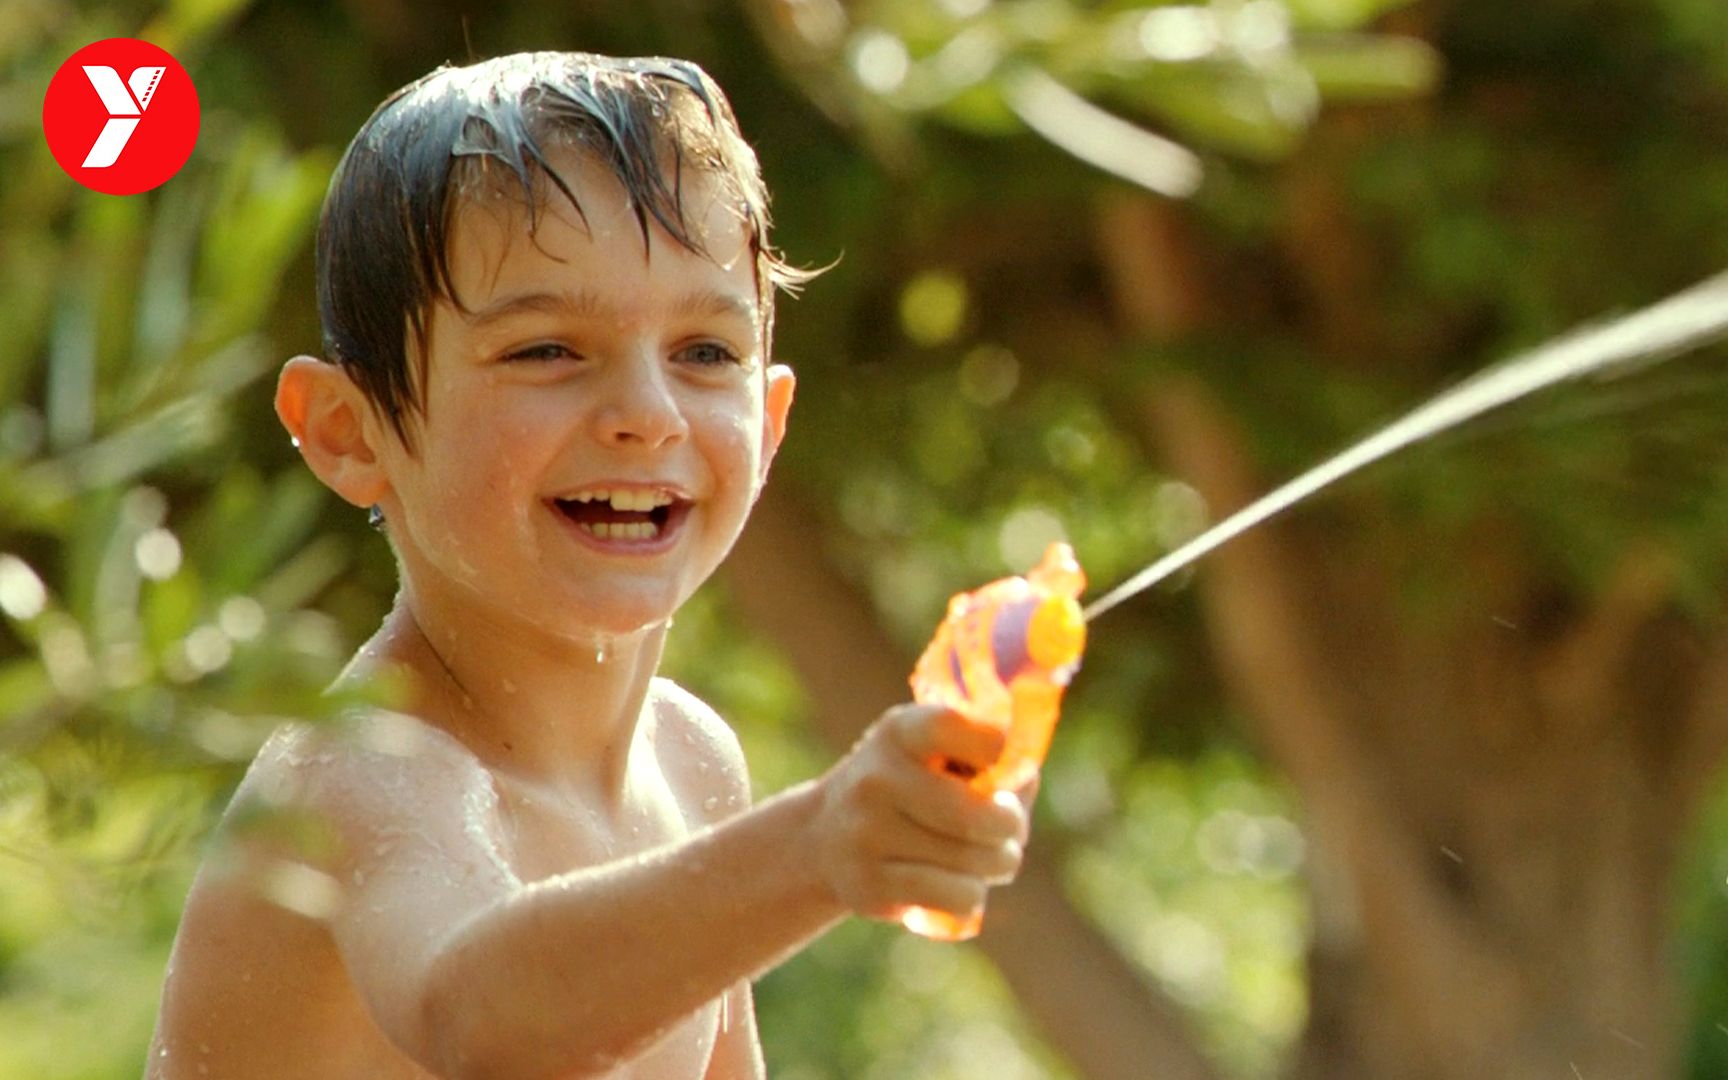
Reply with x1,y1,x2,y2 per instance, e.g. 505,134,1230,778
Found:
1295,32,1442,100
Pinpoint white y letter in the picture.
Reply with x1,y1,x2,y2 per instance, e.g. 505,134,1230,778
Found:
80,65,164,169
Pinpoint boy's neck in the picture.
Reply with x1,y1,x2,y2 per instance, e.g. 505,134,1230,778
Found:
348,592,670,800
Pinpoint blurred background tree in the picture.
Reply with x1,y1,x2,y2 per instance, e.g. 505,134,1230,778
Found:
3,0,1728,1078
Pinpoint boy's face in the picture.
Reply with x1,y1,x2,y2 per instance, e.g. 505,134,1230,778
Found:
375,148,792,646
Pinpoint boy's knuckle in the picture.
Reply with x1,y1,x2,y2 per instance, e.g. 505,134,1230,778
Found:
883,703,925,735
987,840,1024,883
855,768,898,810
982,800,1025,842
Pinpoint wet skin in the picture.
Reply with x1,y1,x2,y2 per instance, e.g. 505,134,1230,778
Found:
147,680,755,1079
148,150,787,1078
148,146,1031,1079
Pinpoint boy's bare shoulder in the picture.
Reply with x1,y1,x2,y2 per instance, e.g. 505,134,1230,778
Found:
648,677,751,805
220,709,516,899
153,710,511,1076
242,711,495,832
253,708,485,782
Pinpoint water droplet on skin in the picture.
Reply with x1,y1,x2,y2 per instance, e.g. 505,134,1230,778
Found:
290,436,301,449
703,796,720,812
696,760,710,776
502,678,518,694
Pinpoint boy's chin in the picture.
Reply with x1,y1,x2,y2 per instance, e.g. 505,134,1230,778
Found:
540,603,679,653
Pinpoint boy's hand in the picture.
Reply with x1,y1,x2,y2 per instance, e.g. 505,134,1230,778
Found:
808,703,1032,924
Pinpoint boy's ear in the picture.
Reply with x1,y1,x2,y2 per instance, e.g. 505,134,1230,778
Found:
275,356,393,509
759,364,795,479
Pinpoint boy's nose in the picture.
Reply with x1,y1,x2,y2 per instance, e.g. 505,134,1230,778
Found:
592,352,690,449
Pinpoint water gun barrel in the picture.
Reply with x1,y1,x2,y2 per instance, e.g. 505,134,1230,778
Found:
901,542,1086,941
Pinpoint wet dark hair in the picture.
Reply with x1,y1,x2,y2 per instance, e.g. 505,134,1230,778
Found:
316,51,815,451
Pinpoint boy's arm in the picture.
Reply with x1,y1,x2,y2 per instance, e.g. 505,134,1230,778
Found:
293,705,1023,1079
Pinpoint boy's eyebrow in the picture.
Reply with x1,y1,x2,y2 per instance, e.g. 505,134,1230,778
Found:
466,287,759,329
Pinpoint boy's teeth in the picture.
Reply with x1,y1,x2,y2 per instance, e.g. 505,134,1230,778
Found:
580,521,661,541
568,488,675,512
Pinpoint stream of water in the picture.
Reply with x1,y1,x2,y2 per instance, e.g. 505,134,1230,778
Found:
1082,270,1728,623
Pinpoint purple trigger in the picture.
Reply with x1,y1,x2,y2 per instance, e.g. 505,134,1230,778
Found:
992,597,1039,682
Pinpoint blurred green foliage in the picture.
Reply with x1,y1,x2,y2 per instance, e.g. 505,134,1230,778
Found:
0,4,385,1077
4,0,1728,1078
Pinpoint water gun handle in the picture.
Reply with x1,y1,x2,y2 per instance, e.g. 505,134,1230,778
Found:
899,542,1086,942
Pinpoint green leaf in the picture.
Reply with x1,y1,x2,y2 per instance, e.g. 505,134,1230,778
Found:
1282,0,1423,32
0,659,53,724
1296,33,1442,100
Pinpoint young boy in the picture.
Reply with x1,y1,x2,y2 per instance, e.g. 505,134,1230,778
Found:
148,52,1032,1078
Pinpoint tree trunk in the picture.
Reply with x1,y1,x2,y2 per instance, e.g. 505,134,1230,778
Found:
1094,192,1728,1079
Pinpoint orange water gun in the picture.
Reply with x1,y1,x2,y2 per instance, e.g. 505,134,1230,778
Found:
901,541,1087,942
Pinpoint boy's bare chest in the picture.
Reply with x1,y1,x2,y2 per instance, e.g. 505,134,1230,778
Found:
493,767,696,882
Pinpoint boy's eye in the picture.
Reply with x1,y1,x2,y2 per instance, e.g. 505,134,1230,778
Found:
678,341,744,367
505,342,581,363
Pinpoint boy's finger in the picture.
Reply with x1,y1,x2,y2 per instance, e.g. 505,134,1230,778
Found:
876,864,988,923
1013,772,1040,806
888,820,1024,884
893,769,1026,845
886,704,1005,773
1003,773,1040,829
992,789,1033,846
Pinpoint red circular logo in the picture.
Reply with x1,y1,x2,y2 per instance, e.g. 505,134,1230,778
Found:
42,38,200,196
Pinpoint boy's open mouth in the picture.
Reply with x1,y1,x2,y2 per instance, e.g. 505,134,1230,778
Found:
549,487,691,543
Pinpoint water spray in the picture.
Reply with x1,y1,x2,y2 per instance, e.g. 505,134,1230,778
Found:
900,270,1728,940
